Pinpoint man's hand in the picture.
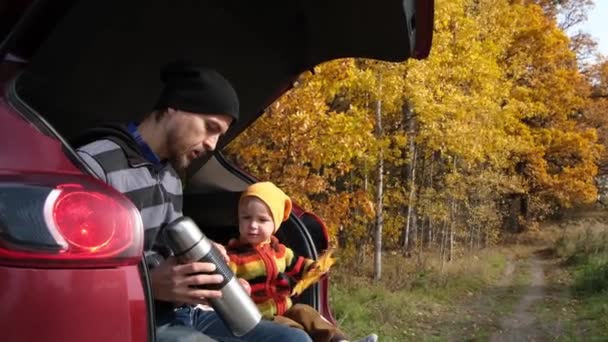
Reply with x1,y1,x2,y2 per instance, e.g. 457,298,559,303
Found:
150,256,224,305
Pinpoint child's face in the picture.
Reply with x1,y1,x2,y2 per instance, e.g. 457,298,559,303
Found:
238,197,275,245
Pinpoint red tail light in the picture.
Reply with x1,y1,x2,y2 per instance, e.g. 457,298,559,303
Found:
51,184,134,256
0,173,144,268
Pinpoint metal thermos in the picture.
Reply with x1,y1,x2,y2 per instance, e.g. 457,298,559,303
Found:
162,216,262,336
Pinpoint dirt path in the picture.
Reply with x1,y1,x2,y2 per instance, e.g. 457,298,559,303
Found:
490,256,546,342
436,209,607,341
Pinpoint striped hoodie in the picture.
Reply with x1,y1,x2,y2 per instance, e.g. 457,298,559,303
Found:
73,124,183,252
73,124,182,323
226,236,316,319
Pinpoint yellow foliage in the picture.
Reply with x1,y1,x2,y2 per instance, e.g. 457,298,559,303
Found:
225,0,604,250
291,248,336,296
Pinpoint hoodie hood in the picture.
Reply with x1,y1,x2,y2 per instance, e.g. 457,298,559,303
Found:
71,123,150,168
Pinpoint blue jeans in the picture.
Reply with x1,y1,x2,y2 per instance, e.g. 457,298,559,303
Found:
173,306,312,342
157,323,217,342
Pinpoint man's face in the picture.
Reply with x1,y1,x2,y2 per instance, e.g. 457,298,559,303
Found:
164,108,232,171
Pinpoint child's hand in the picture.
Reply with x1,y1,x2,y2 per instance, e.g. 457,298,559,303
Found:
301,263,328,281
238,278,251,295
212,241,230,263
308,263,329,276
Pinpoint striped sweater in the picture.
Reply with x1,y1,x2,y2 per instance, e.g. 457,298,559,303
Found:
73,124,183,252
226,236,315,319
73,124,182,324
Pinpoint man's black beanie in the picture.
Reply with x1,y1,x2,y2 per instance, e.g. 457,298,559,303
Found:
154,60,239,122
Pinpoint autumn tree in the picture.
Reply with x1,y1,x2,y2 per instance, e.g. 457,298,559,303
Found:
500,1,601,219
225,0,604,273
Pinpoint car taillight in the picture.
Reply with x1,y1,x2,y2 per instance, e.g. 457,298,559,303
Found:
0,172,143,268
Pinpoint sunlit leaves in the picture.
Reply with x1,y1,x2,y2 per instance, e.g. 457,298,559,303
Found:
225,0,603,253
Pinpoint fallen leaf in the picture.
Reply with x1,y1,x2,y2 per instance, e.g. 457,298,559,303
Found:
291,248,336,296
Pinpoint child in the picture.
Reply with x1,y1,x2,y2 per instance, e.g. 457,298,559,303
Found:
227,181,378,342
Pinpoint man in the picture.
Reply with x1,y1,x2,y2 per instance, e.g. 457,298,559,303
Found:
73,61,312,342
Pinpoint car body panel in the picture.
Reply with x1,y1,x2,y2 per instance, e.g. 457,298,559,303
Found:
1,77,150,341
0,94,79,174
0,265,148,342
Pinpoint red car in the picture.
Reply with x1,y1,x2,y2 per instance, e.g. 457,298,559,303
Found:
0,1,434,341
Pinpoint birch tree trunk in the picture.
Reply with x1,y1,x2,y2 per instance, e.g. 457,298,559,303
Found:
449,200,455,262
403,147,418,252
401,101,417,252
448,157,457,262
359,167,369,265
373,80,383,281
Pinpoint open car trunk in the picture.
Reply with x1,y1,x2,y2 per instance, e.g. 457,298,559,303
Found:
3,0,434,327
11,0,433,148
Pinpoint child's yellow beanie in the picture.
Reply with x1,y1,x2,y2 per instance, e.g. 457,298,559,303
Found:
240,182,292,232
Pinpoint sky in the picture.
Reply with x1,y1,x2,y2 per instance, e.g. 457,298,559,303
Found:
577,0,608,57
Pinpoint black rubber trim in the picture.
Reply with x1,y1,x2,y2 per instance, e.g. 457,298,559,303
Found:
139,259,157,342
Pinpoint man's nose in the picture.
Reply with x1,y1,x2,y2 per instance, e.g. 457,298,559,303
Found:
202,134,220,151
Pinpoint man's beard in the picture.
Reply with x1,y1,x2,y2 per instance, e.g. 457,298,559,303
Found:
166,130,191,175
168,152,189,172
168,154,188,180
169,153,190,182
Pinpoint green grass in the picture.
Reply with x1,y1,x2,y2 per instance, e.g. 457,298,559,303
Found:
570,256,608,338
330,281,440,341
575,292,608,339
328,213,608,341
329,250,508,341
549,226,608,339
573,256,608,295
330,240,608,341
